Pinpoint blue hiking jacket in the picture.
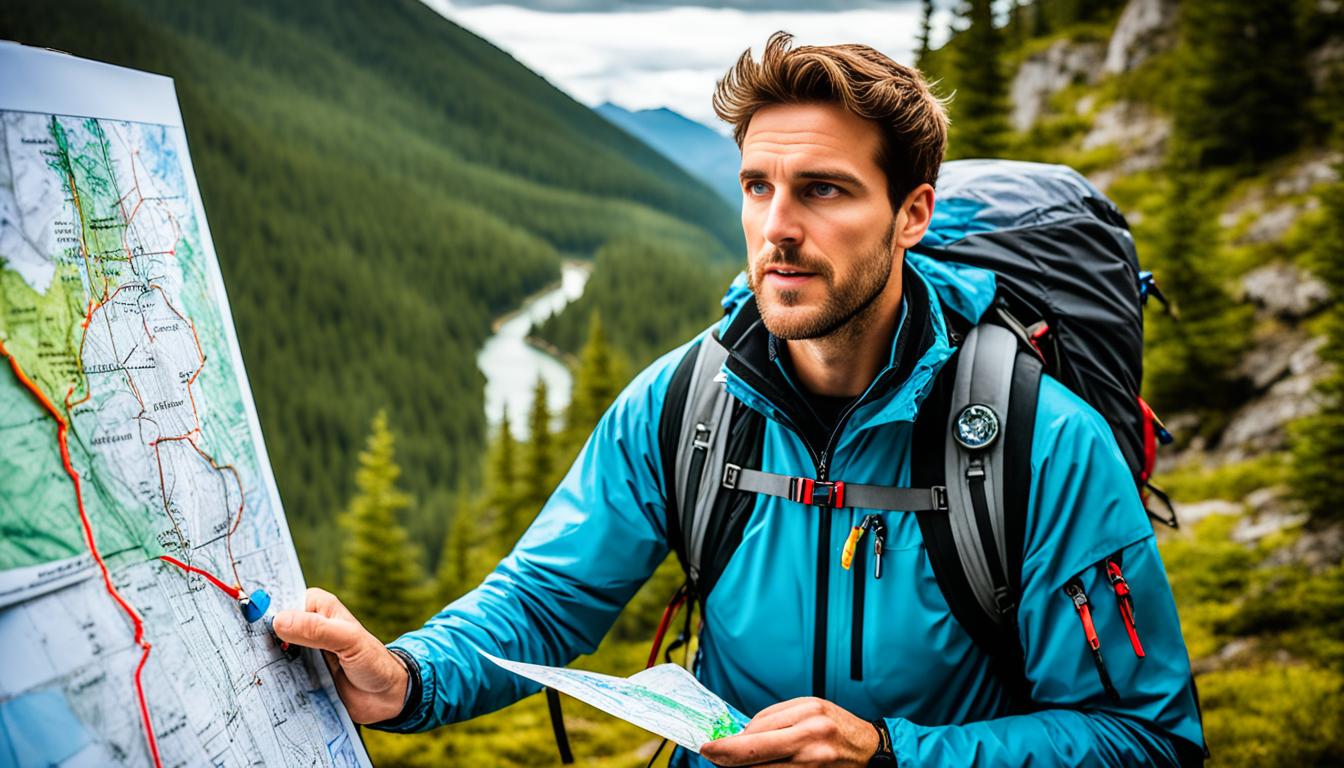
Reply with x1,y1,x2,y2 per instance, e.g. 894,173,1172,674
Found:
380,252,1205,766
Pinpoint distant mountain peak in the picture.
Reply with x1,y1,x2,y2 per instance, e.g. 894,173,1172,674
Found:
594,102,740,206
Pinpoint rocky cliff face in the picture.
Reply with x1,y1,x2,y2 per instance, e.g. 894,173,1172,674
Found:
1156,153,1338,471
1004,0,1343,568
1009,39,1105,131
1103,0,1178,74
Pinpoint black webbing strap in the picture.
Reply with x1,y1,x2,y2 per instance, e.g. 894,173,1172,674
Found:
545,687,574,764
1003,351,1042,602
720,463,949,512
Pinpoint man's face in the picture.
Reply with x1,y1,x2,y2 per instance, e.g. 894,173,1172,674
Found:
740,101,899,341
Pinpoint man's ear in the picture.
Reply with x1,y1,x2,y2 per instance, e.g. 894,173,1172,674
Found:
893,183,935,250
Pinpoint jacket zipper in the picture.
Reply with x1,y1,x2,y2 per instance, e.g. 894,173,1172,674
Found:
726,348,895,699
1104,555,1145,657
1064,578,1120,701
811,375,892,694
845,514,886,681
850,530,865,681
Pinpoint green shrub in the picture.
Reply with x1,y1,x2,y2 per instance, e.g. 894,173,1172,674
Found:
1200,663,1344,768
1154,454,1291,503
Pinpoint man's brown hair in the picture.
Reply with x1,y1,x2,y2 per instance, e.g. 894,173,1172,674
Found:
713,31,950,211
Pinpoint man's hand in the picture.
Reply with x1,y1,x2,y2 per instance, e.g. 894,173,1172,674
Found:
698,697,879,767
272,588,410,724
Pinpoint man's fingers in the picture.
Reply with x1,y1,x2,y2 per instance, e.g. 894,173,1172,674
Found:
700,727,802,766
272,609,363,653
742,697,823,733
304,587,358,623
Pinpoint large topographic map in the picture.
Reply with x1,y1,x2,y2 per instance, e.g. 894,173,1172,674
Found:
0,44,369,767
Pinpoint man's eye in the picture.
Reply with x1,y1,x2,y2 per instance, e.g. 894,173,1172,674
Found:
746,181,769,196
812,183,840,198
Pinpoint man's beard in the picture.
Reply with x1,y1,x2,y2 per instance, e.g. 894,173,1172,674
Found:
747,224,895,341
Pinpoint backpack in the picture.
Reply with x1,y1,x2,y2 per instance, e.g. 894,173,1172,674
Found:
656,159,1179,704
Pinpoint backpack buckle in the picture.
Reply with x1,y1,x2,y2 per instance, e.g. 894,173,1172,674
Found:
692,423,712,450
931,485,948,512
789,477,846,508
721,463,741,490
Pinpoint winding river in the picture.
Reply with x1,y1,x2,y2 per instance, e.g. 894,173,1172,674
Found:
477,260,591,436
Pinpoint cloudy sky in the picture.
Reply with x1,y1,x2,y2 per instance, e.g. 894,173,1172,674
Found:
423,0,954,131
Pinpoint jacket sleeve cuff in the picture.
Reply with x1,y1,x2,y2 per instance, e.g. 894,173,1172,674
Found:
884,717,918,768
365,644,437,733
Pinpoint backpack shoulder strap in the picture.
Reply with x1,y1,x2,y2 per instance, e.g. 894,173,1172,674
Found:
913,322,1042,708
944,323,1020,621
660,326,735,591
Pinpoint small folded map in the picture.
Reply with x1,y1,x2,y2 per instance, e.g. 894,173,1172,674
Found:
482,652,749,753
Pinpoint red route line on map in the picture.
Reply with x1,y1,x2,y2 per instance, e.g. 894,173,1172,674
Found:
157,555,241,600
0,338,163,768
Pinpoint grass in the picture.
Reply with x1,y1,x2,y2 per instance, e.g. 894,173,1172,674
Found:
1154,454,1293,504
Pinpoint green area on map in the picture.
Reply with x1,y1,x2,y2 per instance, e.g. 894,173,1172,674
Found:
0,114,238,572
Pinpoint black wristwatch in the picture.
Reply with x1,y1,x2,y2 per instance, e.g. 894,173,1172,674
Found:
368,647,423,729
868,718,897,767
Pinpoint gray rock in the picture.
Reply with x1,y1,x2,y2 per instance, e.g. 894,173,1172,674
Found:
1010,40,1105,131
1265,523,1344,572
1307,37,1344,92
1104,0,1178,74
1232,509,1309,545
1218,338,1328,461
1080,102,1169,190
1240,263,1331,320
1193,637,1258,675
1271,153,1340,197
1244,486,1293,514
1219,151,1341,229
1081,102,1164,151
1236,328,1313,392
1174,498,1243,526
1235,199,1320,246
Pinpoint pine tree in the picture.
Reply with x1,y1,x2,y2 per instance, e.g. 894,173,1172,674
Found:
339,411,432,642
1291,154,1344,520
916,0,935,68
1005,0,1025,47
435,488,493,602
1173,0,1307,169
564,311,624,447
487,412,519,513
1029,0,1051,38
1142,172,1252,416
950,0,1010,158
517,377,557,537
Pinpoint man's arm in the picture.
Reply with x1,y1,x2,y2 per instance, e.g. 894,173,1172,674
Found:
702,376,1205,767
879,376,1205,766
275,337,696,730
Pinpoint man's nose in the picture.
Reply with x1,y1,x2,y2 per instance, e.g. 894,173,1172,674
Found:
761,191,804,248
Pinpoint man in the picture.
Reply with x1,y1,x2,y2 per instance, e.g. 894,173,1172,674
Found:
274,32,1205,766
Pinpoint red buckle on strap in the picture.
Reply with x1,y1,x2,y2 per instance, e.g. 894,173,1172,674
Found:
789,477,846,507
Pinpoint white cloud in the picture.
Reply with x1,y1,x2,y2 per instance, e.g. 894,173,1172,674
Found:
424,1,953,131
